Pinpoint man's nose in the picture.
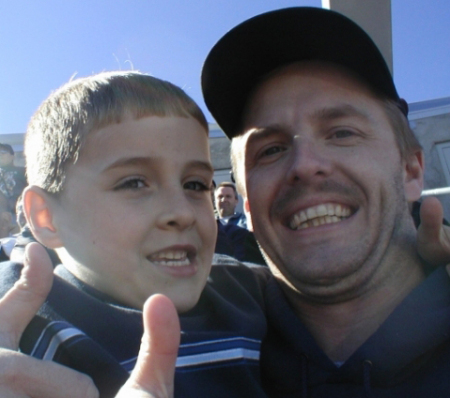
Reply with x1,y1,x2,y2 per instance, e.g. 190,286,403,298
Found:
286,139,333,184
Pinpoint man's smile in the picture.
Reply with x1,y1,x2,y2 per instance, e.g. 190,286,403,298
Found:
289,203,352,230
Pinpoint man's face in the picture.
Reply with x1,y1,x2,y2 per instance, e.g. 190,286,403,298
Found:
239,62,423,302
48,115,217,312
0,150,14,167
215,186,238,217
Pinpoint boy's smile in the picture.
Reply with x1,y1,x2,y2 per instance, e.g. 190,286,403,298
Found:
48,115,216,312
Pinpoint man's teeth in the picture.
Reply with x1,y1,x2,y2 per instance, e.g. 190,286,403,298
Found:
290,204,351,230
148,250,190,266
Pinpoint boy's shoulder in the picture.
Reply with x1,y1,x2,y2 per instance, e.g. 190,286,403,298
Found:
0,260,22,296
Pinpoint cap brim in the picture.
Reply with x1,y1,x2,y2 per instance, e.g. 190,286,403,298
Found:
202,7,399,139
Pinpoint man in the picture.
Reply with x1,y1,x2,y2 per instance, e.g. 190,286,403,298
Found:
1,7,450,398
0,143,26,216
214,181,247,228
201,7,450,396
214,181,263,262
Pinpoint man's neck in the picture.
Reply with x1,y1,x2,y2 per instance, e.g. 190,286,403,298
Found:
281,250,426,362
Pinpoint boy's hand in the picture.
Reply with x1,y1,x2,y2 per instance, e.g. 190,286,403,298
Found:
0,243,180,398
116,294,180,398
0,243,99,398
417,197,450,266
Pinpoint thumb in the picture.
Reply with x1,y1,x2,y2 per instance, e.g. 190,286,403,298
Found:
117,294,180,398
418,197,444,239
0,242,54,349
417,197,450,266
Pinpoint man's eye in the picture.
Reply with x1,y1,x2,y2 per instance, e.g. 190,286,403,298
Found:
115,178,147,190
261,145,286,157
330,129,355,139
184,181,209,191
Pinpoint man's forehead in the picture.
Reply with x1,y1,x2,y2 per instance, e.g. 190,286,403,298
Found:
252,61,375,100
217,186,234,194
241,61,379,125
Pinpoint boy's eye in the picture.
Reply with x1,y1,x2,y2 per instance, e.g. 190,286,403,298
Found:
114,177,147,190
184,180,209,192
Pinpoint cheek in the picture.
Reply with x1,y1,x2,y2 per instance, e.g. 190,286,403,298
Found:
246,169,274,212
195,203,217,243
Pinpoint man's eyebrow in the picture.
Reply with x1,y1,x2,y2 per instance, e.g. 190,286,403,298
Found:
244,126,284,146
311,104,372,122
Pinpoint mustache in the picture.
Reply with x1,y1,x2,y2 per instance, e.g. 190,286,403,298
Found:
272,180,360,217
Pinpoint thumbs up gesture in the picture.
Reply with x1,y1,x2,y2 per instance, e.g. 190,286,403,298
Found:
116,294,180,398
0,242,180,398
417,197,450,266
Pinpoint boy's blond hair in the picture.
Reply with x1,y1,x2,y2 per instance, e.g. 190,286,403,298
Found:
25,71,208,194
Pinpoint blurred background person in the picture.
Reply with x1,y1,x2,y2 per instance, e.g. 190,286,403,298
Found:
0,143,26,217
214,182,247,229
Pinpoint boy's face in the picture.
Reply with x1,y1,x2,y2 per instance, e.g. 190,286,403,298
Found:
48,115,216,312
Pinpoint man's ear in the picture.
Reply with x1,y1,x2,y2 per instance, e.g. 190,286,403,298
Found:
23,186,63,249
404,150,424,202
243,197,253,232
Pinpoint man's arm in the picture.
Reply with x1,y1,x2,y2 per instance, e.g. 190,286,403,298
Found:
417,196,450,266
0,243,180,398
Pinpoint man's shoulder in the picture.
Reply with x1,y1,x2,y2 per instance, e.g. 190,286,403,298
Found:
210,254,271,294
212,253,269,273
228,212,247,228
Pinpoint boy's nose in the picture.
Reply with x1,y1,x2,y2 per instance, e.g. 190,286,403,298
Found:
156,190,196,231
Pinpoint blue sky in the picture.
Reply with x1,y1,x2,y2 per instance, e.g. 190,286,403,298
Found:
0,0,449,135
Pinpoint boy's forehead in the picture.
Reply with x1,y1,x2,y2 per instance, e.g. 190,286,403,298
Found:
77,115,211,165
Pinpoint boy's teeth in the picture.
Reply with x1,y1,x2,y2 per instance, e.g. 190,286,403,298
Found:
290,204,351,230
148,250,191,266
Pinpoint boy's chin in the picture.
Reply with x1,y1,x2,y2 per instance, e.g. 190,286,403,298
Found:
172,293,202,314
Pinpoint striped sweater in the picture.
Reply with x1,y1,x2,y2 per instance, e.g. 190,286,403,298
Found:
0,255,270,398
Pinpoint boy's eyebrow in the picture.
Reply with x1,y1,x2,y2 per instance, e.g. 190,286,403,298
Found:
103,157,154,171
103,157,214,174
186,160,215,174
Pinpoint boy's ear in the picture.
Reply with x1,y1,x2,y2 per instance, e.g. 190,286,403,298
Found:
23,186,63,249
404,150,424,202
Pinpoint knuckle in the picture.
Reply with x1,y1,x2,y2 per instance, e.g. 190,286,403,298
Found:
76,374,99,398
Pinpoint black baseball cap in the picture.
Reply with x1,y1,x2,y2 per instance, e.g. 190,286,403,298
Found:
202,7,407,139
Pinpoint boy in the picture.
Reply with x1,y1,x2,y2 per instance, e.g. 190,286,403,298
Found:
0,72,267,397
